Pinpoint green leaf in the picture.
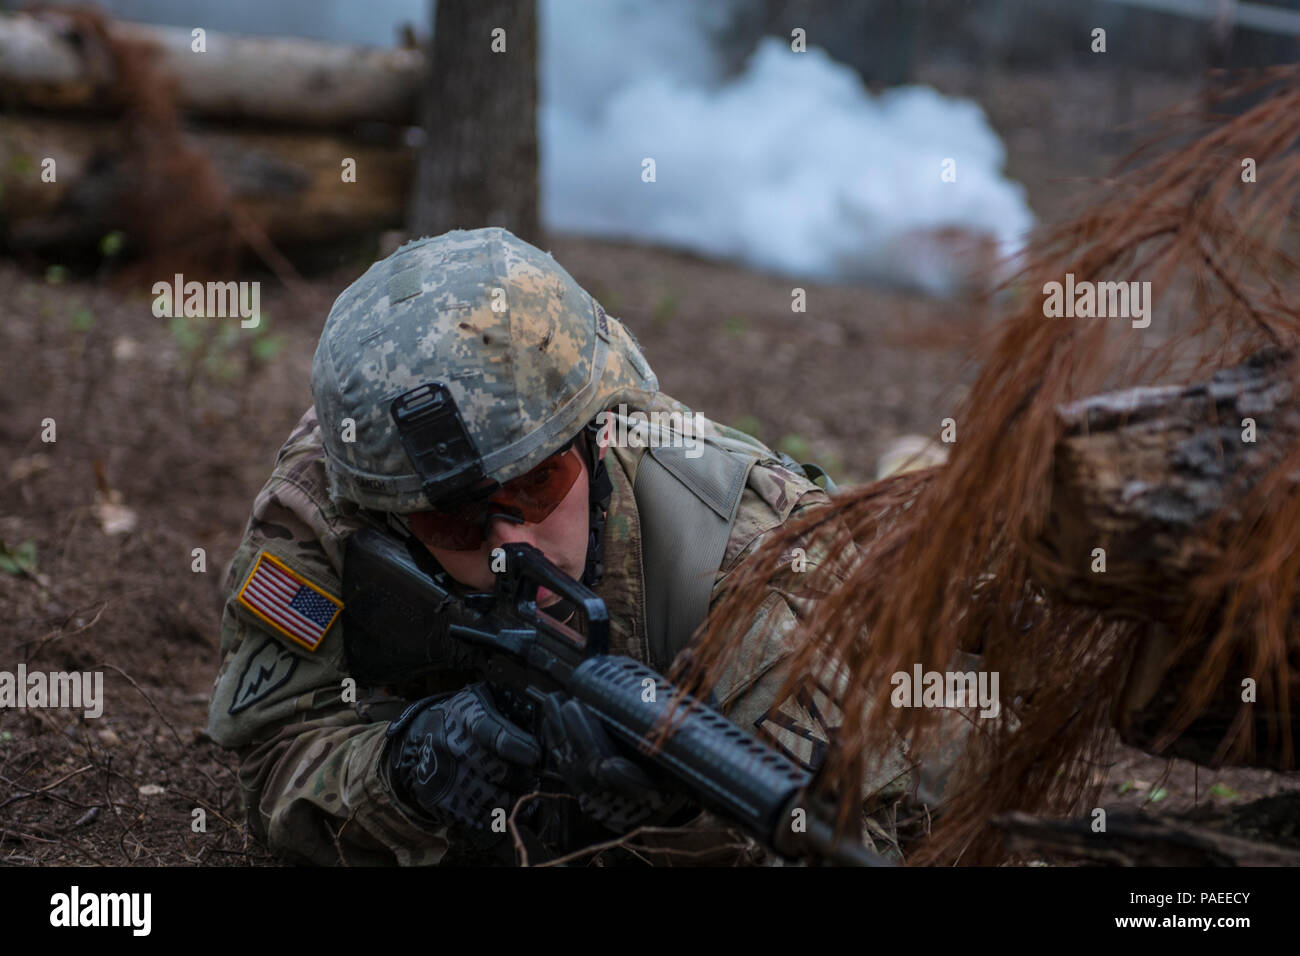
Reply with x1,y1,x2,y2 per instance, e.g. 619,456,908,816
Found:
1149,787,1169,803
0,539,38,576
0,731,12,742
1209,783,1240,800
1118,780,1134,794
71,307,95,332
99,230,126,258
215,324,241,349
250,334,283,363
45,265,68,285
653,293,677,328
730,414,764,441
777,434,811,462
204,354,242,383
169,315,201,352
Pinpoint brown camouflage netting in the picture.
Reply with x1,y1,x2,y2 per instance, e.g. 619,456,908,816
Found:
682,67,1300,865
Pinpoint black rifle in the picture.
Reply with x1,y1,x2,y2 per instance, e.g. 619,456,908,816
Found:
342,526,890,867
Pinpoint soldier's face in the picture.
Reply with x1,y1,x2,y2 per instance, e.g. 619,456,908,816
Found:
417,445,604,606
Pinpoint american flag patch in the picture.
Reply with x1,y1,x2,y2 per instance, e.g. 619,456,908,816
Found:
237,552,342,652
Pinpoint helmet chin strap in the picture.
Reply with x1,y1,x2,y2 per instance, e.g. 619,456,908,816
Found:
528,423,610,627
474,423,608,590
379,422,612,620
478,507,524,534
581,420,613,590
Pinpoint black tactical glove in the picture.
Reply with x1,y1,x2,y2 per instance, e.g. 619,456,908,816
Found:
539,693,677,833
386,683,541,842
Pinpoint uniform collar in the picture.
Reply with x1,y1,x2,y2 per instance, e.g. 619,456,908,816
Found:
595,445,649,660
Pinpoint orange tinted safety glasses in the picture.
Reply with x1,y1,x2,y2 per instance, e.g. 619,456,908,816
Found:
405,443,586,551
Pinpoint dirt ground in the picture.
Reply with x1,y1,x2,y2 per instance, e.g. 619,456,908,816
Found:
2,66,1297,866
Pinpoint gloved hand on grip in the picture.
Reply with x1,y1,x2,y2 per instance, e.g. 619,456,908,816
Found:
539,693,679,833
385,683,541,842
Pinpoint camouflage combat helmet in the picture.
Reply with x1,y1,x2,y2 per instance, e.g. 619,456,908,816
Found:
311,227,659,513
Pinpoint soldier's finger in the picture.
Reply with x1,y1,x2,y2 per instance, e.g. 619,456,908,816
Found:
471,715,541,768
559,698,615,760
593,755,656,796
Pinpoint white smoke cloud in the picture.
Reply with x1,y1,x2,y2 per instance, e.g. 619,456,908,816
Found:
88,0,1034,294
540,3,1034,295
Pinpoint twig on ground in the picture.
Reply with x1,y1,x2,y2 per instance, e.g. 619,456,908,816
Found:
187,760,228,802
507,790,577,867
0,769,95,811
118,809,149,864
94,661,187,747
204,846,275,862
328,813,354,867
58,835,111,867
21,599,110,661
163,786,244,833
0,763,93,798
1141,758,1177,810
536,827,754,868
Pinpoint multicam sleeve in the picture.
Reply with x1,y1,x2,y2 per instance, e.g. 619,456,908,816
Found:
212,597,453,866
699,469,941,858
206,414,453,866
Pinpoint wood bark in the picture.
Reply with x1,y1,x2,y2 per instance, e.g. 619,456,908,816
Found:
406,0,540,242
0,115,412,248
0,11,421,129
1031,347,1300,769
1035,347,1298,617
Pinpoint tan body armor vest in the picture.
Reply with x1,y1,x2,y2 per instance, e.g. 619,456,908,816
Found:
631,433,769,670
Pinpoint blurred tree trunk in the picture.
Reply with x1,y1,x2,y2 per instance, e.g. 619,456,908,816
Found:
407,0,540,244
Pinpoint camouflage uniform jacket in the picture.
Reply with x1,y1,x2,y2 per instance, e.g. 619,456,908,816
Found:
207,396,916,865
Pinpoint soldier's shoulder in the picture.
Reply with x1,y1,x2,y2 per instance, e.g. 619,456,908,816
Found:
664,398,827,523
607,393,828,562
726,457,828,569
225,407,360,594
211,409,358,744
744,455,826,521
263,407,330,508
258,407,355,540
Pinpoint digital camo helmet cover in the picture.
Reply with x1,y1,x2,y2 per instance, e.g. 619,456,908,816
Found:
311,227,659,513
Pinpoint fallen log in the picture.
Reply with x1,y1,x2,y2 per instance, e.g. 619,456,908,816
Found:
0,11,421,129
1031,347,1300,769
1035,347,1298,616
0,115,412,249
995,792,1300,866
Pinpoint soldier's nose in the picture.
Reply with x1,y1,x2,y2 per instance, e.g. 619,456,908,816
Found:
485,514,538,550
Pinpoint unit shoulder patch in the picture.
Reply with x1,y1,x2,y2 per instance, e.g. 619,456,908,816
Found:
229,638,300,714
237,551,343,652
754,681,839,772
